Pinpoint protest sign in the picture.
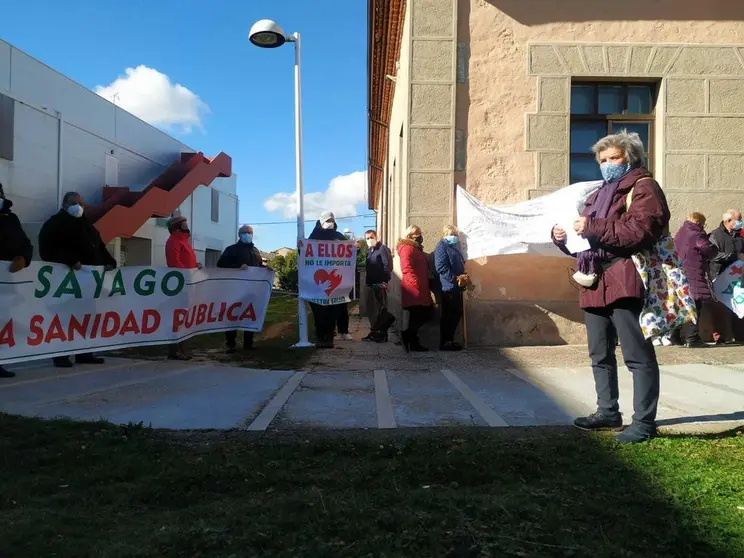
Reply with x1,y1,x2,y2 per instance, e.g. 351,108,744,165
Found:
298,240,356,305
0,263,274,364
713,260,744,318
456,181,602,259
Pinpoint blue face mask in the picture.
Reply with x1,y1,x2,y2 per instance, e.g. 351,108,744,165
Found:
735,220,743,231
239,233,253,244
600,162,631,183
445,235,458,245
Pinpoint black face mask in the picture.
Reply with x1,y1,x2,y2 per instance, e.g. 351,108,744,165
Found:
413,235,423,245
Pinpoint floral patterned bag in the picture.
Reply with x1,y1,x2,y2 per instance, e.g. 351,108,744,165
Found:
627,186,697,339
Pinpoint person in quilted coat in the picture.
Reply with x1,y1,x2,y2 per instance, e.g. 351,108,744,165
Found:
551,130,670,444
674,213,739,348
396,225,433,352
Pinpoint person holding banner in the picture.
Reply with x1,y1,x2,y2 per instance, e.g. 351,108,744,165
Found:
217,224,263,352
308,211,348,348
708,209,744,344
39,191,117,369
0,183,33,378
674,212,741,348
165,215,200,360
552,130,670,443
434,225,469,351
397,225,433,352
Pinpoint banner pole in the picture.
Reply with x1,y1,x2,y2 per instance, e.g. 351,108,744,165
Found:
454,184,468,349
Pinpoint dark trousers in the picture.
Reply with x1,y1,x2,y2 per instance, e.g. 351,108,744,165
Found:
711,300,738,342
680,299,705,344
310,302,338,342
365,285,390,331
336,303,349,335
53,353,94,365
405,305,432,339
584,298,660,429
439,289,463,346
225,330,254,348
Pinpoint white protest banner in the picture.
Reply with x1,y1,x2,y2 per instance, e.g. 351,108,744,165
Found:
712,261,744,318
456,181,603,259
298,240,357,305
0,262,274,364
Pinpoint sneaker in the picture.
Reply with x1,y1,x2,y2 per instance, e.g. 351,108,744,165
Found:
652,338,662,346
339,334,353,341
661,336,674,347
616,424,657,444
573,412,624,432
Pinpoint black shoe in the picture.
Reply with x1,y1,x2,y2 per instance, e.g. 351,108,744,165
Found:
440,341,462,351
573,412,624,432
243,344,255,351
0,366,15,378
362,333,377,342
53,357,73,368
684,340,707,348
616,423,657,444
76,355,104,365
401,331,411,352
226,345,237,354
410,339,429,352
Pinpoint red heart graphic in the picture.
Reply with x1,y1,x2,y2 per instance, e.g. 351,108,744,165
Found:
313,269,343,297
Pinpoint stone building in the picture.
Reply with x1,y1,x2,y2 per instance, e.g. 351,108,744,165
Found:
367,0,744,346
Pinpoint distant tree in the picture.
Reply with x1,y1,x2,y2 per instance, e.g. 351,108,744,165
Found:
356,241,367,268
268,251,298,292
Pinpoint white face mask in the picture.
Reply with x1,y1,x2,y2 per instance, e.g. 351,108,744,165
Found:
366,238,376,248
321,221,334,230
66,204,84,218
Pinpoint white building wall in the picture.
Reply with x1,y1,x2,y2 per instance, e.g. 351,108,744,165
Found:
0,39,238,265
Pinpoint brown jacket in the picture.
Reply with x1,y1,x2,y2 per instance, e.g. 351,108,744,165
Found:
554,167,671,309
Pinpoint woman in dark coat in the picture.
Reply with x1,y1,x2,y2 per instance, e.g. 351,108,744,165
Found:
0,183,33,378
674,212,738,347
551,130,670,444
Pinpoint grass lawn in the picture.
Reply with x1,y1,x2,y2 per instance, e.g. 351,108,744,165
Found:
1,415,742,557
113,293,317,369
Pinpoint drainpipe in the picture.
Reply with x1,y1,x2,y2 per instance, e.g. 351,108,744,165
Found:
55,110,63,208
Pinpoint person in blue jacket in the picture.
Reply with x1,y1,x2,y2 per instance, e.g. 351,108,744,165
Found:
433,224,468,351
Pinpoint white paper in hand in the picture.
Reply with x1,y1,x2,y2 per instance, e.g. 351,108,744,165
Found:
557,212,591,254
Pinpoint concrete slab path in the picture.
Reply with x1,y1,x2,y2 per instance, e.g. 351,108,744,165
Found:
1,356,741,434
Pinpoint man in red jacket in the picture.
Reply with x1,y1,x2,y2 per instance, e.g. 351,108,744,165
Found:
165,215,199,359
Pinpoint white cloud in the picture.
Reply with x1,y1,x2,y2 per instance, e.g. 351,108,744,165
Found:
263,170,367,220
95,65,209,133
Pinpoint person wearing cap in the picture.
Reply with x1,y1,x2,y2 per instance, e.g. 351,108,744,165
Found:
0,182,33,378
308,211,347,348
165,215,200,360
217,224,264,352
39,191,117,368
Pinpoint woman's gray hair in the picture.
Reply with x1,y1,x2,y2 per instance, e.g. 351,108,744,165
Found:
591,129,646,167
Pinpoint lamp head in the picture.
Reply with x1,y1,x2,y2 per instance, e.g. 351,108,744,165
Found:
249,19,288,48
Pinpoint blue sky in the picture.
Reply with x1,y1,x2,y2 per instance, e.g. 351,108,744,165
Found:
1,0,372,251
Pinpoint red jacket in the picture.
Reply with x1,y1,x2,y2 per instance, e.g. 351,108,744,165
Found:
554,167,671,309
396,239,432,308
166,231,198,269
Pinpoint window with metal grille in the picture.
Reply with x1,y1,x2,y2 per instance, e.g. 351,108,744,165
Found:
569,82,657,183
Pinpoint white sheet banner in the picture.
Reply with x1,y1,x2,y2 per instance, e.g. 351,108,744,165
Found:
298,240,356,305
713,261,744,318
0,263,274,364
456,181,603,259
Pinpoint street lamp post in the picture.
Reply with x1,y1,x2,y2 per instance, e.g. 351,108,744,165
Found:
249,19,313,348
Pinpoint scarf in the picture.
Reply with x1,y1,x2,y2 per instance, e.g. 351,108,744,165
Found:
577,179,622,275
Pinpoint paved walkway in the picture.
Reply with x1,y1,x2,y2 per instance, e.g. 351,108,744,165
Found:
1,355,742,433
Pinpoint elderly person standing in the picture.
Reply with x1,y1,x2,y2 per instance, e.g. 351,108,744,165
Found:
397,225,433,352
674,212,739,348
362,230,394,342
165,215,199,360
217,224,263,352
0,183,33,378
39,191,117,369
708,209,744,344
434,224,468,351
551,130,670,443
